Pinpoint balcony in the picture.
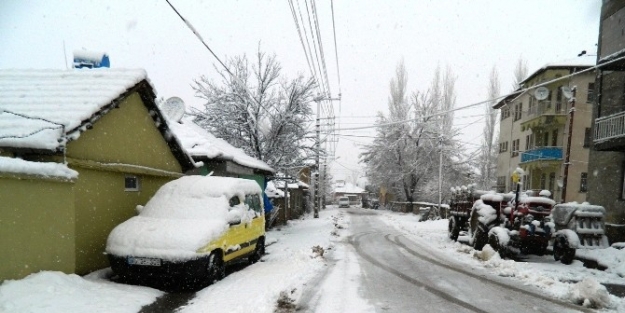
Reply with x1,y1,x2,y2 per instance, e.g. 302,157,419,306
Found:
595,111,625,142
520,146,563,163
521,102,567,132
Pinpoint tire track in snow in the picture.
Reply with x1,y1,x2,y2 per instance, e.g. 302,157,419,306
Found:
386,234,594,313
349,232,490,313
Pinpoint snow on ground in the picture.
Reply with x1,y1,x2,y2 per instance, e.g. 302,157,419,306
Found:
3,207,625,312
375,210,625,311
0,207,370,313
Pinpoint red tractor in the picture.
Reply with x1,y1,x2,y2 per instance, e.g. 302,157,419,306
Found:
486,192,556,256
448,185,556,256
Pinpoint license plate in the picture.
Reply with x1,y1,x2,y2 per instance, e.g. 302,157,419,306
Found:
127,257,161,266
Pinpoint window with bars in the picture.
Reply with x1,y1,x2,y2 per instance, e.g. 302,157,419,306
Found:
580,172,588,192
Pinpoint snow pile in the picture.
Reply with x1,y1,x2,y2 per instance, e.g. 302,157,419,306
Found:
0,156,78,179
568,277,612,309
106,176,262,260
475,244,497,261
0,271,162,313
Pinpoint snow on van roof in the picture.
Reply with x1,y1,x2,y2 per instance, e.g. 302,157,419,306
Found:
0,68,149,150
106,176,262,260
168,117,274,173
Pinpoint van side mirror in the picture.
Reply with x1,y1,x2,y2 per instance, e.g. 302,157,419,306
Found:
228,217,241,226
136,205,144,214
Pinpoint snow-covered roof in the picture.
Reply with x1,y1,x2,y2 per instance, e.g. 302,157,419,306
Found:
0,68,149,151
334,182,365,194
521,55,596,85
168,117,274,173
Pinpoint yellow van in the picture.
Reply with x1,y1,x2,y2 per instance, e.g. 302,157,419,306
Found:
106,176,265,289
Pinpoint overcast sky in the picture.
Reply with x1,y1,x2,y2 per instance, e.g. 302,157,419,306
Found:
0,0,601,181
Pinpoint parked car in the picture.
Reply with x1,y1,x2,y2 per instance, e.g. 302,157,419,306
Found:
338,196,350,208
106,176,265,289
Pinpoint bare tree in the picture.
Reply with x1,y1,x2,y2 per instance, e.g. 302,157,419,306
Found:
512,56,528,91
191,49,317,170
478,66,500,189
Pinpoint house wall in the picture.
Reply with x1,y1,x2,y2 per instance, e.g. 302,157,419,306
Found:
65,91,184,275
0,176,75,281
66,92,182,173
72,167,173,274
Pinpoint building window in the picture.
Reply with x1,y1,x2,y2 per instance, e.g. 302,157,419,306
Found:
514,102,523,121
556,87,563,112
540,173,546,190
543,132,549,147
580,172,588,192
549,172,555,193
525,135,530,150
587,82,595,103
499,141,508,153
497,176,506,192
511,139,520,157
501,106,510,120
124,175,140,191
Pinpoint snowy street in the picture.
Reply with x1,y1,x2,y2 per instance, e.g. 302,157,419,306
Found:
1,206,624,312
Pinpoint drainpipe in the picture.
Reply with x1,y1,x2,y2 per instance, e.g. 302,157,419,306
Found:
561,86,576,203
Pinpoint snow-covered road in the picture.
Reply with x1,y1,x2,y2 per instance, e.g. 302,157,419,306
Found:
1,206,624,312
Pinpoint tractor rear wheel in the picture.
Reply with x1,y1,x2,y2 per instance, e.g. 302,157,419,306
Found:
448,216,460,241
472,223,488,251
553,235,575,265
488,228,506,258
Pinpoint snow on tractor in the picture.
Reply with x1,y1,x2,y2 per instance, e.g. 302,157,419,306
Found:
550,203,609,265
448,184,489,241
485,191,556,257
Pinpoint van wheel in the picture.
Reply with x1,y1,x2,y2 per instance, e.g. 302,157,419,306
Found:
207,251,225,284
249,237,265,264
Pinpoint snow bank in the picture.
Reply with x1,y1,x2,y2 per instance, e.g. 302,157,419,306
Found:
0,270,162,313
569,277,612,309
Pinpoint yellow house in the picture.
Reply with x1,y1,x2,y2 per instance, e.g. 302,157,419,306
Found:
0,69,196,281
494,58,596,203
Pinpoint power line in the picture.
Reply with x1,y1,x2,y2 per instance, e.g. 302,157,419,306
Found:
330,0,341,99
288,0,316,84
336,54,625,133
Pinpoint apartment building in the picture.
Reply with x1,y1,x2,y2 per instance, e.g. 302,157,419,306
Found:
494,59,596,204
587,0,625,242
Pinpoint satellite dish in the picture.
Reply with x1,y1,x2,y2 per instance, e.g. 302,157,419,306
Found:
534,87,549,100
161,97,186,122
561,86,573,99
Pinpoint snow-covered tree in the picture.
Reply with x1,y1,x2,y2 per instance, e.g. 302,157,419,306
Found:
362,61,471,212
191,49,317,170
477,66,500,190
512,56,528,91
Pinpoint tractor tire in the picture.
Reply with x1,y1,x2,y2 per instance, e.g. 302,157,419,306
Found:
472,223,488,251
553,235,576,265
448,216,460,241
488,227,505,258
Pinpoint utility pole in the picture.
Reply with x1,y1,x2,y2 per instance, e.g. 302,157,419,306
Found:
438,136,443,217
313,95,340,218
561,85,576,202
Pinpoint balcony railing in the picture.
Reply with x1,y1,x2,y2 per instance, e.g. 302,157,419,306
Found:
526,102,566,118
595,111,625,142
520,146,563,163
